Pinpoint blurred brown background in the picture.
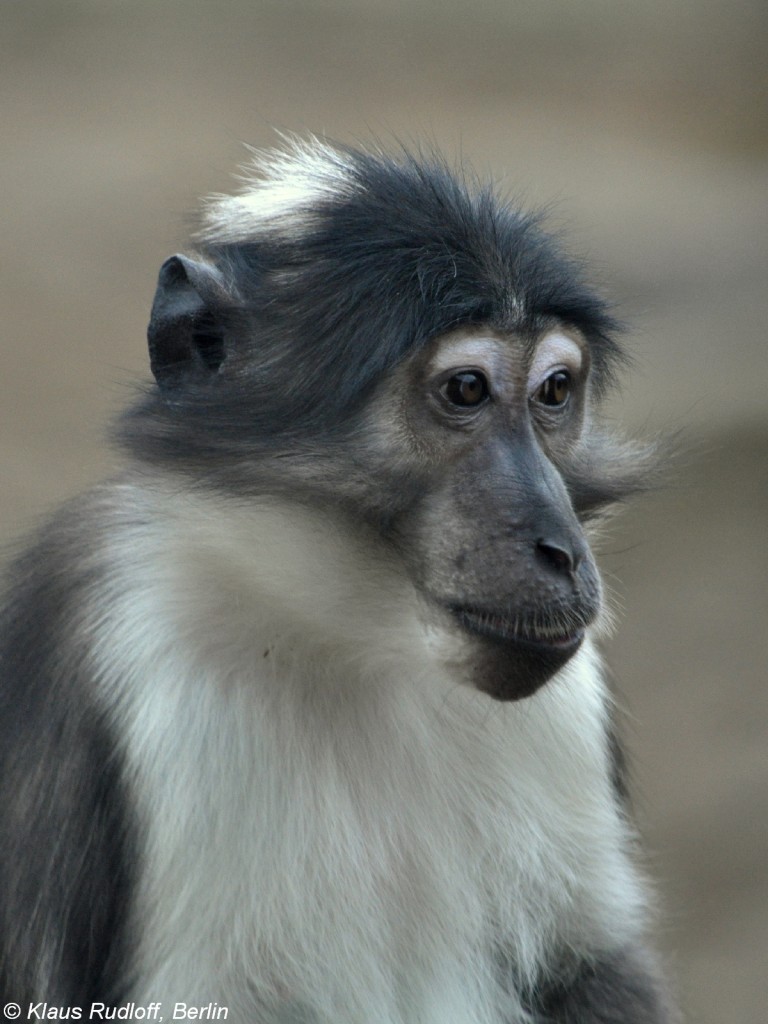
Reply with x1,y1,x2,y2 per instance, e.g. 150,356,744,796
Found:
1,2,766,1020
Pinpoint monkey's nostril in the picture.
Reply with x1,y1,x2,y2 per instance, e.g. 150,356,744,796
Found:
536,537,577,575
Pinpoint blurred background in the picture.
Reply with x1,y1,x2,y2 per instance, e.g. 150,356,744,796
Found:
1,1,766,1019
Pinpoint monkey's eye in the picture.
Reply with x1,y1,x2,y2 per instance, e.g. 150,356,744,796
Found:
534,370,571,408
440,371,490,408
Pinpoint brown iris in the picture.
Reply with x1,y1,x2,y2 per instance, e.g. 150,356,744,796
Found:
536,370,571,407
441,371,489,407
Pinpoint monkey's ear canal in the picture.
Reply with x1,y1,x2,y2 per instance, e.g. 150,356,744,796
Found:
147,254,232,389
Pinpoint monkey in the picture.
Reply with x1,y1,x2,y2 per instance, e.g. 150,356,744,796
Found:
0,138,674,1023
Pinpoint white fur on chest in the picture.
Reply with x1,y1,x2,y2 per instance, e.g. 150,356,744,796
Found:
90,484,646,1024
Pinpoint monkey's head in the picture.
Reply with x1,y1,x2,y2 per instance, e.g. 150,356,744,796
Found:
123,139,650,701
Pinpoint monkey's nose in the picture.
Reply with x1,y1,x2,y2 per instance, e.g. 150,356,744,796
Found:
535,537,581,575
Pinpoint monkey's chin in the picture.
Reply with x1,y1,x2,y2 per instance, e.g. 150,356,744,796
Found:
449,605,586,701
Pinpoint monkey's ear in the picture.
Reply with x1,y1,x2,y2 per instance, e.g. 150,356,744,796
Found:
148,254,233,389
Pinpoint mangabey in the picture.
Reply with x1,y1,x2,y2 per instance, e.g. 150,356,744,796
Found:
0,140,673,1024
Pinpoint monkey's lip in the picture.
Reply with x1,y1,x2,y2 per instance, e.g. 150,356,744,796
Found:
448,604,585,652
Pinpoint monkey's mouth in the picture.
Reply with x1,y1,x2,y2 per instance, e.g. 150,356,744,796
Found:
448,604,586,653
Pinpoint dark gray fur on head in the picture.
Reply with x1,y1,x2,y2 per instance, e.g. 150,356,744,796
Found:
122,143,625,456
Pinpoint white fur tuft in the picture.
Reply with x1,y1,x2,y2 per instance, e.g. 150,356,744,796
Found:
201,135,360,244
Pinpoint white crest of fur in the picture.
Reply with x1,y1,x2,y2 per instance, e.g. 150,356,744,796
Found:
201,135,360,244
80,477,650,1024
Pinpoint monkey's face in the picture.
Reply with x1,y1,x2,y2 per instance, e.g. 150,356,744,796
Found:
363,326,603,701
135,147,648,701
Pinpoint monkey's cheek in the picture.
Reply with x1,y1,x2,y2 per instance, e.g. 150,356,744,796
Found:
467,632,585,701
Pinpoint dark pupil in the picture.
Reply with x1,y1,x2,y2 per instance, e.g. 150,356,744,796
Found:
445,372,487,407
540,371,570,406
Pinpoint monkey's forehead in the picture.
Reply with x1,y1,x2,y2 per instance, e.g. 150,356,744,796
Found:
197,139,621,383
